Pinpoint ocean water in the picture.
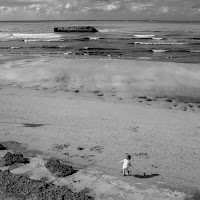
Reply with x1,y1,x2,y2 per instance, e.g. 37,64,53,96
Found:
0,20,200,63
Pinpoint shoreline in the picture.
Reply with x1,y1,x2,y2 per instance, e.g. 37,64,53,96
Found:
1,54,200,64
0,56,200,199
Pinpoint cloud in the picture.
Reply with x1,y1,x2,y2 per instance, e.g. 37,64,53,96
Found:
65,4,71,9
160,7,169,14
128,2,153,12
0,6,8,12
106,2,120,11
0,0,200,20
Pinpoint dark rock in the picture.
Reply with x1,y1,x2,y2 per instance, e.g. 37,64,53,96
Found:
77,147,84,151
0,143,7,150
97,93,104,96
4,152,29,166
0,170,94,200
45,159,74,177
192,192,200,200
166,99,173,102
92,90,100,93
74,89,79,93
54,26,98,33
138,96,147,99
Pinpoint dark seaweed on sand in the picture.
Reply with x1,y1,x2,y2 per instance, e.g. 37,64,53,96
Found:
0,170,94,200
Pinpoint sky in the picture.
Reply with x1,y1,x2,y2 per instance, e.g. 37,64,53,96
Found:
0,0,200,21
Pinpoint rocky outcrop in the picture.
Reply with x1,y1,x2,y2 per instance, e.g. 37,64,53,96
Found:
0,143,7,150
0,170,94,200
45,159,74,177
4,152,29,166
54,26,98,33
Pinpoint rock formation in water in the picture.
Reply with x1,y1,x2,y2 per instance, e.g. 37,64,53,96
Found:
54,26,98,33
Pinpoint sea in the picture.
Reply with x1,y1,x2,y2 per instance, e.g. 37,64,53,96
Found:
0,20,200,63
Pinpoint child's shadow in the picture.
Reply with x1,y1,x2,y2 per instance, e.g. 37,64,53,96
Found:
131,173,159,179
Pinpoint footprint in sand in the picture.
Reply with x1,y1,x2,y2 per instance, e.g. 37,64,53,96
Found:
90,146,104,153
51,144,70,152
130,126,139,132
74,146,95,161
81,155,95,162
132,152,150,159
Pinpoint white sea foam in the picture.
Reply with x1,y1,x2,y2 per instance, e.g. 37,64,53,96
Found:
89,37,100,40
1,58,200,99
10,47,21,49
24,38,64,42
98,29,116,33
153,37,163,40
64,52,73,55
134,34,155,38
152,49,168,53
13,33,61,39
58,46,68,48
137,57,152,60
0,33,62,41
0,33,12,39
0,33,15,41
134,42,188,45
189,50,200,53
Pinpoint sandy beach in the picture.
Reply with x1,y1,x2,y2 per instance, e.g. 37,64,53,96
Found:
0,56,200,199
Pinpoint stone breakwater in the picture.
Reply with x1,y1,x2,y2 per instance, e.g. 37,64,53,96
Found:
54,26,98,33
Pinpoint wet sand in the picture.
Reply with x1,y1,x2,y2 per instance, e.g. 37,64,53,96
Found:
0,57,200,199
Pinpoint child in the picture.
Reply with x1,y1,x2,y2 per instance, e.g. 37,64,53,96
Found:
119,154,131,176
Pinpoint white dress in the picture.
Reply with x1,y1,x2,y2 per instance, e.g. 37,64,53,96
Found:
119,159,131,169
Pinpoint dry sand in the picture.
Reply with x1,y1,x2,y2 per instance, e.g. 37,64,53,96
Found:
0,57,200,199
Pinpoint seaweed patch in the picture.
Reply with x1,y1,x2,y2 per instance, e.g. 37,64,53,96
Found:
23,123,45,127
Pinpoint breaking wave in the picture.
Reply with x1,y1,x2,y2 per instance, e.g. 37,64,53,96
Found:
12,33,61,39
133,42,188,45
24,38,64,42
152,49,168,53
0,33,62,42
74,37,102,41
188,50,200,53
134,34,155,38
89,37,100,40
152,37,164,40
98,29,117,33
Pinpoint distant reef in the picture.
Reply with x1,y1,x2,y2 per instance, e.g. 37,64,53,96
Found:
54,26,98,33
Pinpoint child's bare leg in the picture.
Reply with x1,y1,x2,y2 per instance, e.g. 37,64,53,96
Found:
127,170,130,175
123,168,125,176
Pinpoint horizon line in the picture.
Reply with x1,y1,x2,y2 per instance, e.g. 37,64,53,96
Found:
0,19,200,23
